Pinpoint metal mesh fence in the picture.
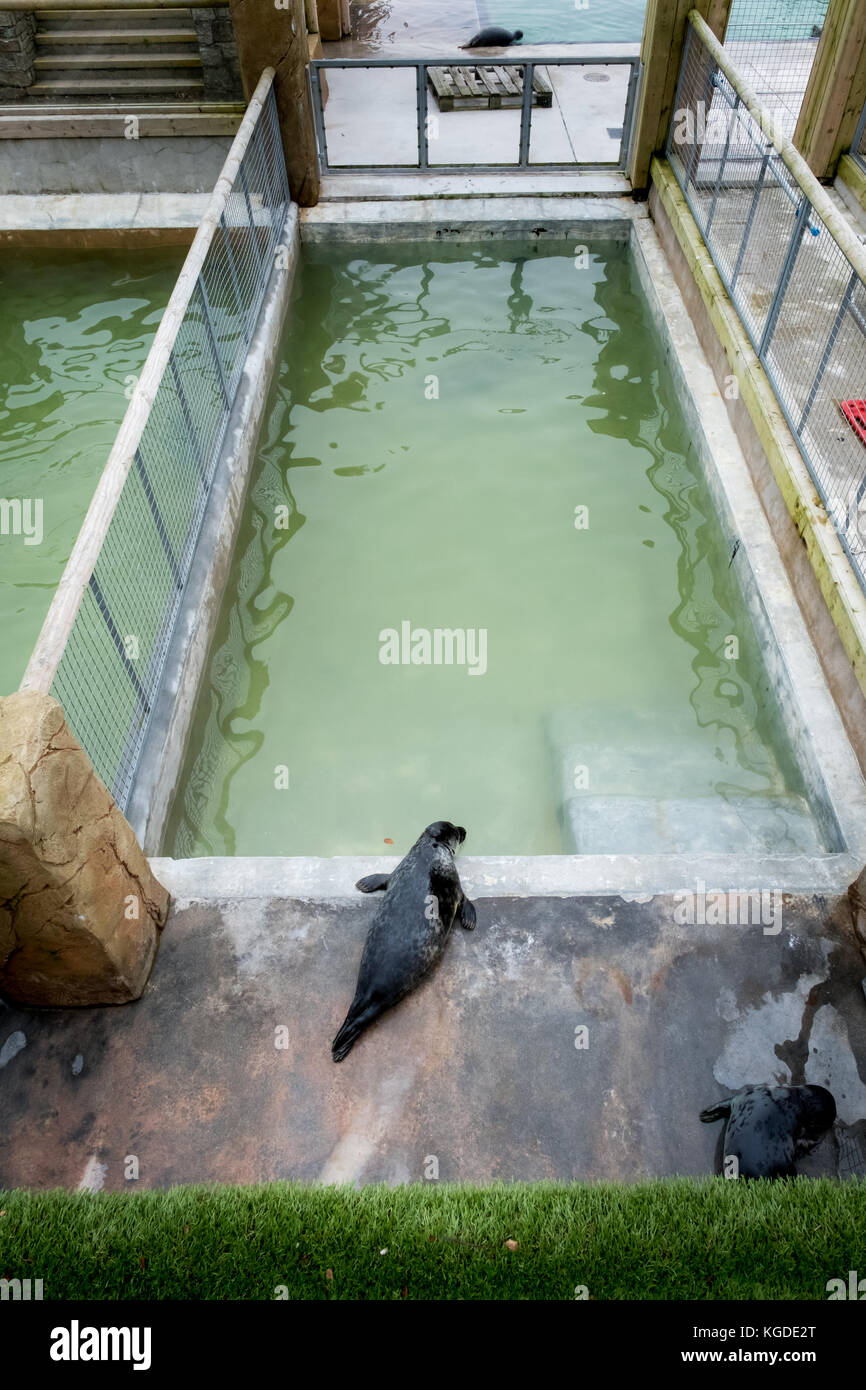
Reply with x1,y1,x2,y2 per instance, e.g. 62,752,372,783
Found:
51,82,290,811
667,22,866,597
724,0,828,141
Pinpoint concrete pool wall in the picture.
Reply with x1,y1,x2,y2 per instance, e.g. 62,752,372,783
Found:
104,194,866,899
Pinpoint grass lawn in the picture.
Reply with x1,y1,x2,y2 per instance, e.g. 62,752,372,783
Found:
1,1179,864,1300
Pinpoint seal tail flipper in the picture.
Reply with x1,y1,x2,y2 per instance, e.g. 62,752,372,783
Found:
699,1098,733,1123
331,1000,381,1062
355,874,390,894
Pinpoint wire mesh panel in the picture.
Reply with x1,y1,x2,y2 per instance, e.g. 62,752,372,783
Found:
51,84,290,811
668,23,866,596
724,0,828,140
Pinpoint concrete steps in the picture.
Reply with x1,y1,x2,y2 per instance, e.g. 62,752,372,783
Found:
27,7,205,102
547,706,825,855
563,793,825,855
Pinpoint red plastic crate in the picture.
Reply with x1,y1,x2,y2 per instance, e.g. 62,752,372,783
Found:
840,399,866,446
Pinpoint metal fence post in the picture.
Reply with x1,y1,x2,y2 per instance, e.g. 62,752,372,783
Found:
169,355,209,487
309,63,329,174
197,278,231,409
797,267,859,434
417,63,428,170
621,59,642,172
850,93,866,166
518,60,534,167
730,144,771,291
706,91,738,236
667,22,691,164
87,573,150,713
133,446,183,591
220,212,246,329
758,195,811,358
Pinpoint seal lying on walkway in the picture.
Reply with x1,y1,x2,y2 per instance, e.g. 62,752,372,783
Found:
699,1084,836,1178
461,26,524,48
331,821,476,1062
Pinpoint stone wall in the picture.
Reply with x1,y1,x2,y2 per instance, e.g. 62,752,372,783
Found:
191,6,245,101
0,10,35,102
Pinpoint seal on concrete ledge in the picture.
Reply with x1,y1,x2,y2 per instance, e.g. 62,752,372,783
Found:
331,821,476,1062
699,1084,836,1178
461,26,524,48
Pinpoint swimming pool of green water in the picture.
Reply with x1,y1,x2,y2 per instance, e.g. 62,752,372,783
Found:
167,242,821,858
0,248,181,693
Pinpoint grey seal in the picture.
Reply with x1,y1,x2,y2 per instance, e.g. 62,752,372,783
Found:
331,821,476,1061
461,26,524,49
700,1083,836,1178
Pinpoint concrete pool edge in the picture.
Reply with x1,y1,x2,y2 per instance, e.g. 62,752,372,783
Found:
0,193,211,248
148,852,863,901
145,196,866,895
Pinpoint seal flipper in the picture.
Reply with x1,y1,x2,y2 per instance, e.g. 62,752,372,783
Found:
356,874,390,893
699,1098,734,1123
331,999,383,1061
459,895,477,930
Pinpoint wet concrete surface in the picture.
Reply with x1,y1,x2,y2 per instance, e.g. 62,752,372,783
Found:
1,892,865,1189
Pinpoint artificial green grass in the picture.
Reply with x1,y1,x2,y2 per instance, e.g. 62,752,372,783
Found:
1,1179,864,1300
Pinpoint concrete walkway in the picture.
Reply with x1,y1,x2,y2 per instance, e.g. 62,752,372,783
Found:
2,889,865,1189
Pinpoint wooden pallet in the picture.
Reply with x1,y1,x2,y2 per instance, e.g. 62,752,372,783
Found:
428,65,553,112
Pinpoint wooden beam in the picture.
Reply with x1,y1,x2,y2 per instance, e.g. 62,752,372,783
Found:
229,0,319,206
629,0,732,192
793,0,866,179
316,0,342,42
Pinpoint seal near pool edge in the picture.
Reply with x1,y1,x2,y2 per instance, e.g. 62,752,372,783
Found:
331,821,477,1062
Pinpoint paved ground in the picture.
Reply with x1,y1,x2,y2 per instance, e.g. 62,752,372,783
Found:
2,891,865,1190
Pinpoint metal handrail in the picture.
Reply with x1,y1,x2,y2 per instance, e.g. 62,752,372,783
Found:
309,54,642,175
21,66,277,695
669,10,866,601
687,8,866,288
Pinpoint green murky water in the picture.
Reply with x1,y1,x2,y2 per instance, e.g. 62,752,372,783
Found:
167,242,817,857
0,249,181,693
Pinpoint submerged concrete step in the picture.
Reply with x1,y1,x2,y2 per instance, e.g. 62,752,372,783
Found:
563,793,825,855
546,706,825,854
